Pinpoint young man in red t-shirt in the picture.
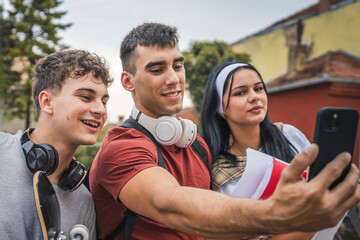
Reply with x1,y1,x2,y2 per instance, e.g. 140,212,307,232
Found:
89,22,360,240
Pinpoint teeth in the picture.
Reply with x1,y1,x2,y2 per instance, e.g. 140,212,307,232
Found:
164,92,178,97
82,120,99,127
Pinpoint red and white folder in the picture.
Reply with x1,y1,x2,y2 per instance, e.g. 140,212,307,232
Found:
230,149,343,240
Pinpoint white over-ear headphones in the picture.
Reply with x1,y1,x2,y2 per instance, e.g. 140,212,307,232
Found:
131,105,197,148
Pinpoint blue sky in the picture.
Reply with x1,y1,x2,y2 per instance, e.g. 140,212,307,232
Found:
3,0,319,122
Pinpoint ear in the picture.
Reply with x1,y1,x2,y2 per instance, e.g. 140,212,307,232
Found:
121,71,135,92
38,90,53,115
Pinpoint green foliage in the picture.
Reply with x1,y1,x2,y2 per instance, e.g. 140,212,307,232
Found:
74,144,100,170
97,123,113,143
7,0,71,61
75,124,113,170
183,41,251,115
0,4,19,99
0,0,71,129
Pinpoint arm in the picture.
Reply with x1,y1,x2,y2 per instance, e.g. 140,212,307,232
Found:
119,144,360,239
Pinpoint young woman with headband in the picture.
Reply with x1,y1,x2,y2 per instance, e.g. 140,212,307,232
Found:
201,61,314,239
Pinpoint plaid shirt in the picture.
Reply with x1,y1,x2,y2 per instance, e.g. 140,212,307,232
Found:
211,155,247,191
211,123,284,191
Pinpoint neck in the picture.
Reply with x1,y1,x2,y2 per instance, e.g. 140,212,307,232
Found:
30,122,77,185
228,123,261,157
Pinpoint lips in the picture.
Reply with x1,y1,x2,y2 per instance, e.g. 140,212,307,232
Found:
248,106,263,112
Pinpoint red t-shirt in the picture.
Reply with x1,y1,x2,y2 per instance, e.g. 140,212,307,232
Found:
89,126,212,240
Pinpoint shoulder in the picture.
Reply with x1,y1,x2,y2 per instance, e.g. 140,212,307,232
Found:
282,124,310,152
94,126,159,174
273,122,303,135
282,124,305,136
0,132,23,157
105,126,153,142
0,131,19,145
99,126,157,156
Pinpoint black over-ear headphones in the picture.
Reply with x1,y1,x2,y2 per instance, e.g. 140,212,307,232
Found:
21,128,86,192
131,106,197,148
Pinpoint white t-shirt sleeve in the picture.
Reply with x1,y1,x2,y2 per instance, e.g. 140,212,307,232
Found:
282,124,310,153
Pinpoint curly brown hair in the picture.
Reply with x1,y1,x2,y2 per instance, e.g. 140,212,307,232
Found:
32,50,114,117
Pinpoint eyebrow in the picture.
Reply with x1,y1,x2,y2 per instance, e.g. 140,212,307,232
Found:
174,56,185,63
75,88,109,98
145,56,185,70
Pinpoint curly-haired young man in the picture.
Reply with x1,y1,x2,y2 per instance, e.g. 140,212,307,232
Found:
0,49,113,239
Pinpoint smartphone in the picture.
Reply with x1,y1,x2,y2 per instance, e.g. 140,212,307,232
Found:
308,107,359,190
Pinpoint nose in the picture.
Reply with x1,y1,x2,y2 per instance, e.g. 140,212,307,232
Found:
165,68,180,85
248,89,260,103
90,99,107,119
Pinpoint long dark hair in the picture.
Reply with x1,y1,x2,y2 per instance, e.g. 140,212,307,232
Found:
201,61,297,165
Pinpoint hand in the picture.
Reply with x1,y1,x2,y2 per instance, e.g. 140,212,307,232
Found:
266,144,360,233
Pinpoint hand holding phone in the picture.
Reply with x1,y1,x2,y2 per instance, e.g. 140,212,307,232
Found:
308,107,359,189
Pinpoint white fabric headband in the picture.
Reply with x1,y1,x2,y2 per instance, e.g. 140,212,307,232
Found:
215,63,249,117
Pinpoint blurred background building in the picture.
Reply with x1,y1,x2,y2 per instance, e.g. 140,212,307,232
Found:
230,0,360,164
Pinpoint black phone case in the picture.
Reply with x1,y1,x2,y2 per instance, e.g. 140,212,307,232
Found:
308,107,359,189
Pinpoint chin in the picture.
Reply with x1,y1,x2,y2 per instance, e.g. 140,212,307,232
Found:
171,104,183,115
247,117,265,125
78,136,97,146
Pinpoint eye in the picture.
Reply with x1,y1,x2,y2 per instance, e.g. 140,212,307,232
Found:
80,95,91,101
255,86,264,92
173,64,183,71
150,68,163,74
233,90,245,96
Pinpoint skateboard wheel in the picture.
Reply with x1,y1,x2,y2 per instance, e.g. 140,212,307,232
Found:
70,224,89,240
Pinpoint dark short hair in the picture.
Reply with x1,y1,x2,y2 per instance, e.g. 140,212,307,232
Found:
32,49,114,117
120,22,179,74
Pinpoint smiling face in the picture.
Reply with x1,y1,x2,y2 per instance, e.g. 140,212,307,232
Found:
122,45,185,118
222,68,268,127
48,73,109,146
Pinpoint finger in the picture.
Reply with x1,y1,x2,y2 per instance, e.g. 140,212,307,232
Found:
311,152,352,190
330,164,360,211
330,184,360,225
283,144,318,182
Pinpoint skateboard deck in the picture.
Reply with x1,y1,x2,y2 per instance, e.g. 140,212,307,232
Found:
33,171,65,240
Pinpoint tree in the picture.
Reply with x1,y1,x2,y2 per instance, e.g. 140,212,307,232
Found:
183,41,251,116
0,4,20,107
1,0,71,129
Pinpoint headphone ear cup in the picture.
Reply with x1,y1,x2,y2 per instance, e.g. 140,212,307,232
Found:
26,143,59,175
175,119,197,148
58,160,86,192
153,116,182,146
